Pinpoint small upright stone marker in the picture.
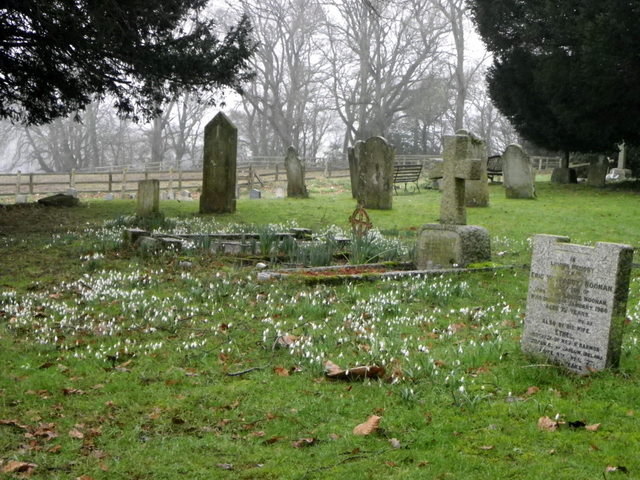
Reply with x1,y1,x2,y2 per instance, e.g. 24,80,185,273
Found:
503,144,536,199
416,131,491,268
200,112,237,214
587,155,608,187
284,146,308,198
136,179,160,217
356,136,394,210
522,234,633,374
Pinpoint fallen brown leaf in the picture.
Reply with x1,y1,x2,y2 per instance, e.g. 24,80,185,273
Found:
353,415,381,435
1,461,37,474
276,335,299,348
585,423,601,432
291,437,317,448
273,366,290,377
538,416,559,431
324,360,385,380
69,428,84,439
479,445,494,450
525,386,540,396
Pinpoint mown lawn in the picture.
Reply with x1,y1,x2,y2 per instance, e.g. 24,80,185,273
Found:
1,179,639,479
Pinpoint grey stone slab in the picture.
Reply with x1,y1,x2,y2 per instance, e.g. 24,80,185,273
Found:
200,112,237,214
522,234,633,374
137,179,160,217
356,136,394,210
503,144,536,199
415,224,491,268
285,146,308,198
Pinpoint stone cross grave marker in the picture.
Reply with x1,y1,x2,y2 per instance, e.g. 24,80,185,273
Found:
200,112,237,214
522,234,633,374
430,130,482,224
356,136,394,210
503,144,536,199
284,146,308,198
416,131,490,268
136,179,159,217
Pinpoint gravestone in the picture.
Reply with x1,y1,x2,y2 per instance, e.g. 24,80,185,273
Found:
200,112,237,214
348,143,362,199
136,179,160,217
249,189,262,199
587,156,608,187
274,187,285,199
522,234,633,374
416,131,491,268
503,144,536,199
610,143,632,179
284,146,308,198
463,131,489,207
356,136,394,210
15,194,28,204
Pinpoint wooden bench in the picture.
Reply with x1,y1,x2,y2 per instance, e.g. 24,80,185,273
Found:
487,155,503,183
393,163,422,193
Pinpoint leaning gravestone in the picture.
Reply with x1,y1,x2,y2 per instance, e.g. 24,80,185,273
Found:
522,234,633,374
284,146,308,198
356,136,394,210
137,179,160,217
416,131,491,268
200,112,237,214
503,144,536,199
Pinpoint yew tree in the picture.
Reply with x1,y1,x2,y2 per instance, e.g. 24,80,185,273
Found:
470,0,640,155
0,0,255,125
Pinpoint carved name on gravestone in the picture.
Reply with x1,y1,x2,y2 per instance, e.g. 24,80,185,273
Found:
356,136,394,210
136,179,160,217
522,234,633,374
503,144,536,199
200,112,237,214
284,146,308,198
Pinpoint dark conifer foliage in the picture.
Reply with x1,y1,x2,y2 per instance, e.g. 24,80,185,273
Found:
0,0,256,124
470,1,640,153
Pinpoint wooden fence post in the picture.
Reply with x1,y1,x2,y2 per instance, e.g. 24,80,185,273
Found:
275,164,279,181
108,173,113,192
16,170,21,197
248,165,254,190
29,173,34,194
178,167,183,190
69,169,76,189
168,167,174,199
121,168,127,199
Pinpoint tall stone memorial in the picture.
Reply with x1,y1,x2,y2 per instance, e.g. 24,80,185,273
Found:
200,112,237,214
503,144,536,199
587,155,608,187
136,179,160,217
356,136,394,210
415,131,491,268
284,146,309,198
522,235,633,374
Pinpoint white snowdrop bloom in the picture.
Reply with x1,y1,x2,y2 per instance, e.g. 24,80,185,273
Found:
458,385,465,393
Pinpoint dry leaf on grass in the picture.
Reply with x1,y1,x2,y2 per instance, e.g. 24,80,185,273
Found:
276,335,299,348
585,423,601,432
1,461,37,474
353,415,381,435
291,437,317,448
525,386,540,396
538,416,559,431
273,366,289,377
69,428,84,439
389,438,401,449
324,360,385,380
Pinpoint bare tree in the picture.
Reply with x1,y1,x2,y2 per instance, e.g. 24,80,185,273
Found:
324,0,450,149
238,0,331,158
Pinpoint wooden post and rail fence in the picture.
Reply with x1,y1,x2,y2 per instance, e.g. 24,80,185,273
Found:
0,155,562,200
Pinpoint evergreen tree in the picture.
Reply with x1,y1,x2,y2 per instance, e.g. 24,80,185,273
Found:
470,1,640,154
0,0,256,125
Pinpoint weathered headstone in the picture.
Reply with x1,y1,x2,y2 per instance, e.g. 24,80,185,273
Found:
249,189,262,199
522,234,633,374
200,112,237,214
416,131,491,268
136,179,160,217
284,146,308,198
463,131,489,207
274,187,285,199
356,136,394,210
587,155,609,187
103,193,115,201
503,144,536,199
15,194,28,204
610,143,632,179
348,143,362,199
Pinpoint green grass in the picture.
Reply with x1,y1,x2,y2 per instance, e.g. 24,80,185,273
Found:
1,179,640,479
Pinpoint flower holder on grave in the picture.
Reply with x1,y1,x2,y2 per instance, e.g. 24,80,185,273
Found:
415,131,491,268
